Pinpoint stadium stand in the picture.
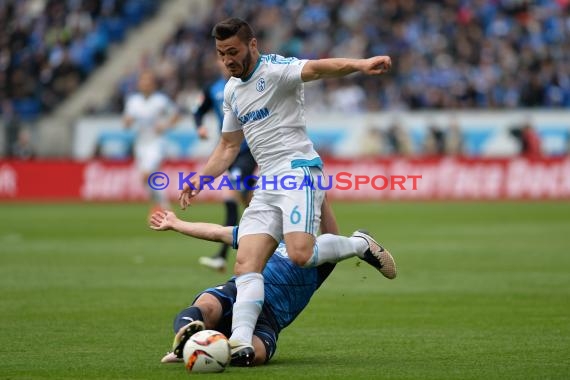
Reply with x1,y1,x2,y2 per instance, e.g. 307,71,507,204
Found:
106,0,570,114
0,0,159,123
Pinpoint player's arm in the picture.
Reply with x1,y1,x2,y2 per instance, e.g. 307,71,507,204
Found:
193,89,213,139
301,56,391,82
149,210,234,245
319,195,339,235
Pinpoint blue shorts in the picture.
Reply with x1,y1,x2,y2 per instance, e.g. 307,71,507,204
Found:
193,279,278,363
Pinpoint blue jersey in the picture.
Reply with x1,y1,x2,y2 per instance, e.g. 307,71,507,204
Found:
263,242,333,331
194,77,249,153
231,228,334,332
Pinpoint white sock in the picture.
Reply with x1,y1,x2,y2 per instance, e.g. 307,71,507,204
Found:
302,234,369,267
230,272,264,344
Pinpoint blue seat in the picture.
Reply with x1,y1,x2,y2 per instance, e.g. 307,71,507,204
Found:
12,98,41,122
164,130,198,158
308,130,346,154
96,130,135,159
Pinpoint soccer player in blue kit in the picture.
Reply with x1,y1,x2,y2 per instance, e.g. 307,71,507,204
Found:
193,60,257,272
150,197,395,366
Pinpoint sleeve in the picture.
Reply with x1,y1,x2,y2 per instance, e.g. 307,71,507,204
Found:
273,54,308,87
221,87,242,133
193,87,213,127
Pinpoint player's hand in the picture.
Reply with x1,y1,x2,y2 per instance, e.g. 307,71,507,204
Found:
197,127,209,140
178,176,202,210
361,56,391,75
149,210,177,231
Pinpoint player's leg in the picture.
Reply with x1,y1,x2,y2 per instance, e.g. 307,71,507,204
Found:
228,199,280,366
282,167,397,277
249,305,278,366
135,140,169,211
173,293,223,333
162,283,236,363
312,232,395,276
229,234,277,366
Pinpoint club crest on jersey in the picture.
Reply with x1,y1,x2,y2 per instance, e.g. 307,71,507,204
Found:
256,78,266,92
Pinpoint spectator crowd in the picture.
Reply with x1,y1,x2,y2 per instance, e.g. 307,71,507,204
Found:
107,0,570,115
1,0,159,158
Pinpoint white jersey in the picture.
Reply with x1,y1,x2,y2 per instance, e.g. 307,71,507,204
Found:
124,92,176,145
221,54,322,175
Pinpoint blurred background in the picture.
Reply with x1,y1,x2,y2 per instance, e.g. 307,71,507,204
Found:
0,0,569,200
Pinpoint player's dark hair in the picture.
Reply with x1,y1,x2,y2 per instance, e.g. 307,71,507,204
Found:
211,18,255,43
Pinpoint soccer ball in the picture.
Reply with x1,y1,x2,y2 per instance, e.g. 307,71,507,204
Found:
183,330,231,373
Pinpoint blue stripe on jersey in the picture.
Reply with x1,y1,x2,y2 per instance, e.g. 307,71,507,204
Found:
308,168,315,234
301,166,317,234
262,54,299,65
232,226,239,249
302,167,310,234
291,157,323,169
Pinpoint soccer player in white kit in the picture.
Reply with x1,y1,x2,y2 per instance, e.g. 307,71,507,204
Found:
179,18,395,366
123,71,181,212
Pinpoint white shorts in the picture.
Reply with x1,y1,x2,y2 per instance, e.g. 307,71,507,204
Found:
237,166,326,243
134,139,164,173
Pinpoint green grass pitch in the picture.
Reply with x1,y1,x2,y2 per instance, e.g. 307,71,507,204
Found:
1,201,569,379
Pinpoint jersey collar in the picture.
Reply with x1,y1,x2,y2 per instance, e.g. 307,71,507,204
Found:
241,56,262,82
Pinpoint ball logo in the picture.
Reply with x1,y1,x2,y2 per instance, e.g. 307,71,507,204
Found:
256,78,266,92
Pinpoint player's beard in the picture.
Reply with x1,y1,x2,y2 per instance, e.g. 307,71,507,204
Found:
237,50,254,79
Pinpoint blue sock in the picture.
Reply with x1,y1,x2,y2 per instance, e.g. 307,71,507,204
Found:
173,306,203,333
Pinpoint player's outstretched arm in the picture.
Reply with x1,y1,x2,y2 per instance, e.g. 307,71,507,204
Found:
149,210,234,245
178,129,243,209
301,56,391,82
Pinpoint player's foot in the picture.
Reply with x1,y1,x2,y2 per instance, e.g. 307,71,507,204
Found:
172,320,206,358
228,339,255,367
160,352,182,363
352,230,397,279
199,256,227,272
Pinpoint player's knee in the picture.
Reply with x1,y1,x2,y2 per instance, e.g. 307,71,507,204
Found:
287,244,314,266
193,294,222,329
234,255,264,275
285,233,316,266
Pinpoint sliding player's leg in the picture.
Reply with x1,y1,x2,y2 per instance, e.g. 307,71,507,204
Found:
161,282,235,363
